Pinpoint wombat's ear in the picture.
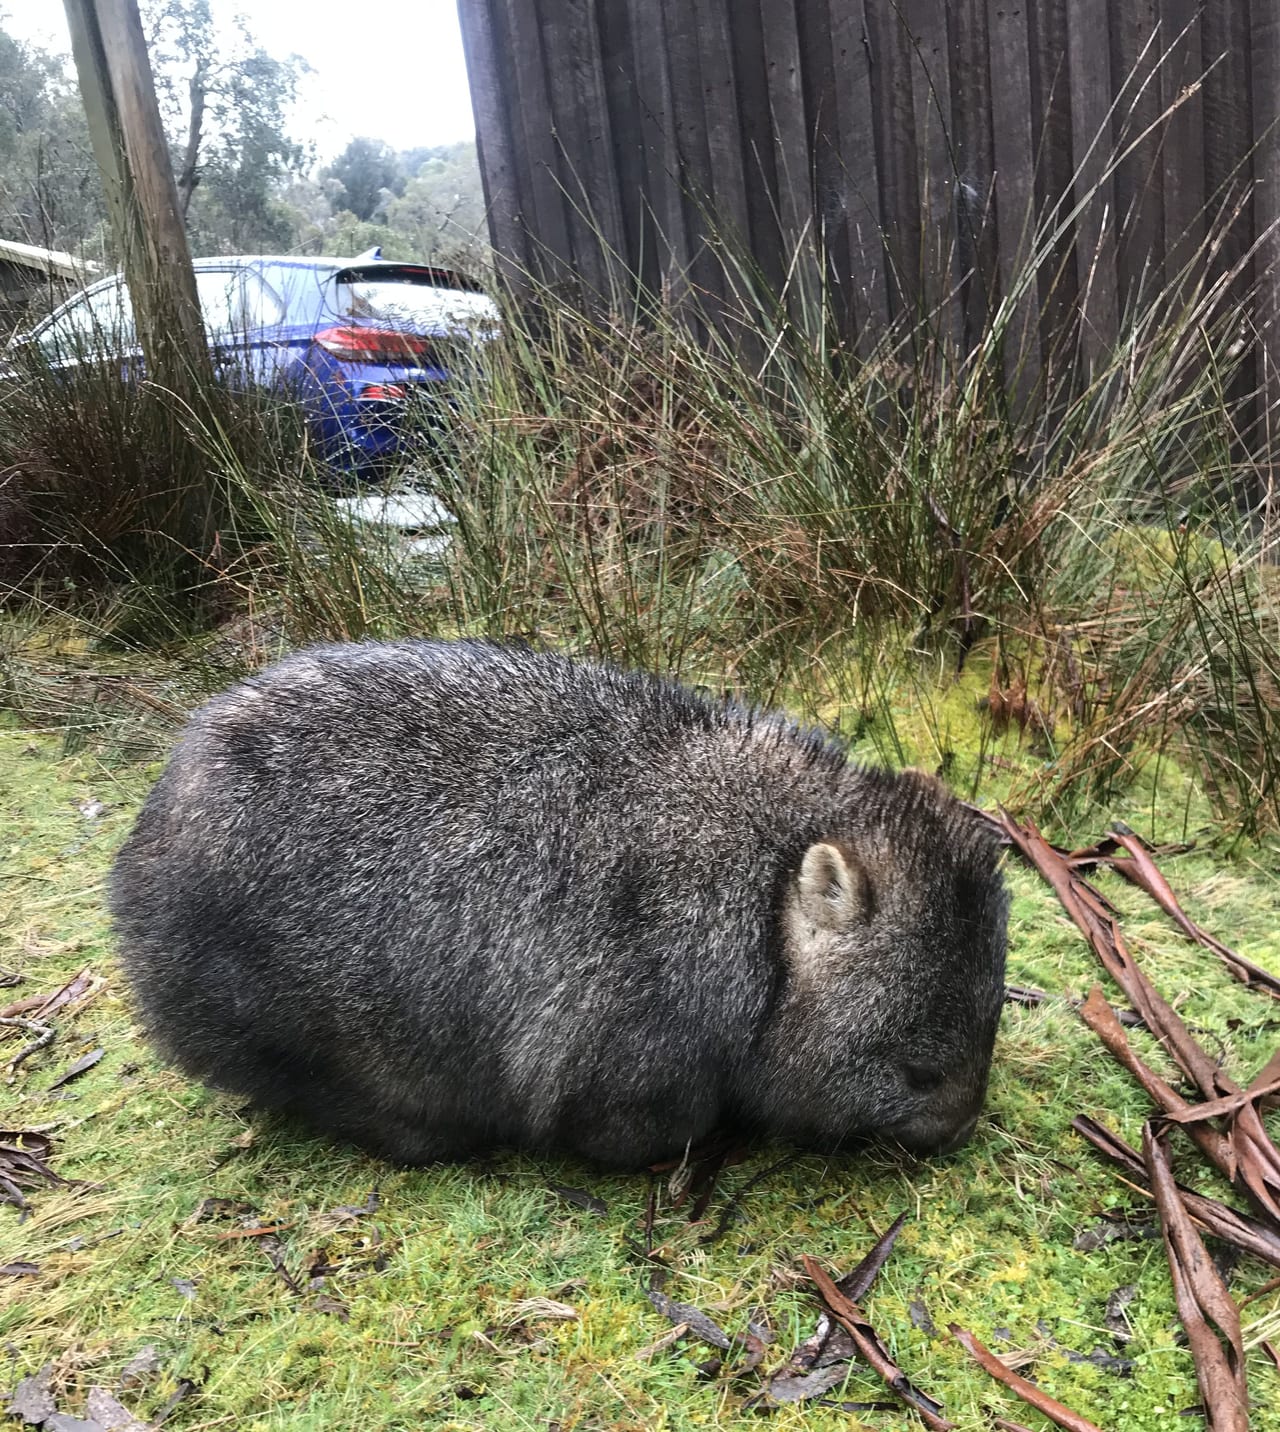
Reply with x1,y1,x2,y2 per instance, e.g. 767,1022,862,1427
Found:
797,842,871,930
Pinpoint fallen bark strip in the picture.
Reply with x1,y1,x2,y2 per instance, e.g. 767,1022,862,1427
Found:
751,1215,905,1408
949,1325,1104,1432
1143,1122,1250,1431
802,1256,953,1430
1078,988,1237,1177
1239,1272,1280,1307
998,813,1218,1092
1106,828,1280,1000
1162,1068,1280,1127
1,1017,54,1076
1071,1117,1280,1271
1000,812,1280,1228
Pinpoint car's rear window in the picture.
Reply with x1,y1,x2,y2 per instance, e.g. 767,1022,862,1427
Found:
334,280,499,334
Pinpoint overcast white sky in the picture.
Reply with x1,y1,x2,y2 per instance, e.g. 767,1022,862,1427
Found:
4,0,477,161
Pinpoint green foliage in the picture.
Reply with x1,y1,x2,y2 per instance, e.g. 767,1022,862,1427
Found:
145,0,311,254
0,11,480,271
0,22,106,267
384,142,488,266
321,136,405,223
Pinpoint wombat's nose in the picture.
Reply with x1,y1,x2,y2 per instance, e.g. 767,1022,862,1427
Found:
938,1112,979,1154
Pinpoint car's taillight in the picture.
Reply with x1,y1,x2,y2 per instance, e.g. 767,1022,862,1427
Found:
314,326,433,364
358,383,408,400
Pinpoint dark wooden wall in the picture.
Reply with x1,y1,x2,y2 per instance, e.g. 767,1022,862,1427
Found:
457,0,1280,428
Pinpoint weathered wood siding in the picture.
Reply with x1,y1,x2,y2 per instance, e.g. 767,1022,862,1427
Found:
458,0,1280,430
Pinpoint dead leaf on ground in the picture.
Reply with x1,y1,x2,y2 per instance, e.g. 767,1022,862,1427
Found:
0,969,103,1033
314,1188,381,1227
749,1215,909,1409
646,1288,731,1350
802,1256,952,1428
1073,1116,1280,1270
6,1363,55,1424
183,1197,259,1227
1000,812,1280,1229
47,1047,105,1091
1103,1284,1137,1340
85,1385,153,1431
118,1347,160,1389
0,1128,68,1208
545,1182,606,1216
1105,826,1280,999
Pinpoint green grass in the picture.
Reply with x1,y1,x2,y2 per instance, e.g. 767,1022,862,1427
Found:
3,690,1279,1432
2,99,1279,1424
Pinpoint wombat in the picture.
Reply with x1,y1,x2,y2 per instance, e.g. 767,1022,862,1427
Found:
110,639,1008,1168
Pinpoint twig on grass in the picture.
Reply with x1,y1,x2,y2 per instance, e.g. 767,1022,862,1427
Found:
949,1324,1104,1432
2,1016,54,1076
1078,988,1237,1175
1072,1115,1280,1270
1143,1121,1250,1431
1000,810,1280,1229
803,1256,954,1430
1104,826,1280,999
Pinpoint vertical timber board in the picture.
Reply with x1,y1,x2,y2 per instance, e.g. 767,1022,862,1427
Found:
1158,0,1205,294
759,0,819,316
1026,0,1080,386
1201,1,1255,450
903,0,959,346
985,0,1041,405
796,0,847,324
660,0,723,315
691,0,752,277
456,0,528,287
566,0,630,301
728,0,784,293
864,0,922,324
829,0,889,350
624,0,691,303
62,0,143,268
536,0,623,302
495,0,575,293
1249,0,1280,480
1110,0,1165,319
1065,0,1120,376
945,0,996,353
595,0,651,298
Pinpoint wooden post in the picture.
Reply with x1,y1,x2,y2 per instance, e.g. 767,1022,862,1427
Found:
62,0,212,395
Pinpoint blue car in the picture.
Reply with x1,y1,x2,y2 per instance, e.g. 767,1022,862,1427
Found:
11,248,500,479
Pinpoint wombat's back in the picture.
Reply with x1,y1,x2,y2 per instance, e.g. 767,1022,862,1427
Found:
111,641,855,1164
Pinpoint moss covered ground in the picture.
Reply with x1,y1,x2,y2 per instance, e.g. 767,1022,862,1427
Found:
2,670,1279,1431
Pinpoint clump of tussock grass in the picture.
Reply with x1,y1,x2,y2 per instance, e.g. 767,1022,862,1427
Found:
0,325,311,638
2,92,1277,834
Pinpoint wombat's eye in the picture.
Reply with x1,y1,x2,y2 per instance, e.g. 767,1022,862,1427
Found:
902,1062,945,1092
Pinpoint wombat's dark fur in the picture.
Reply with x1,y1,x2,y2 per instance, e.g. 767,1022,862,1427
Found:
111,640,1008,1168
